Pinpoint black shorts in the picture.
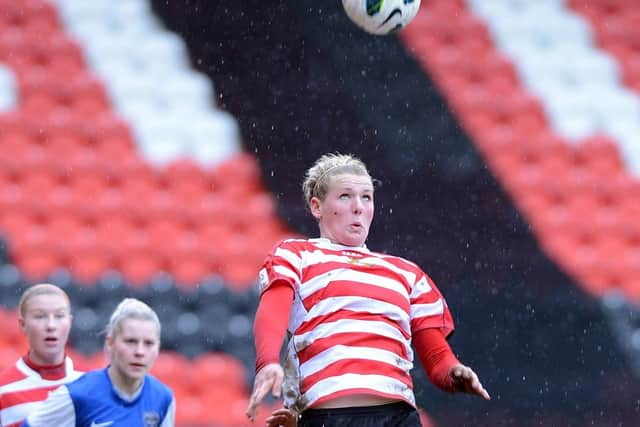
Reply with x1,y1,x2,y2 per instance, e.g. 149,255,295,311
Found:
298,401,421,427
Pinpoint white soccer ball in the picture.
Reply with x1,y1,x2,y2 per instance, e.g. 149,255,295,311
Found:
342,0,421,36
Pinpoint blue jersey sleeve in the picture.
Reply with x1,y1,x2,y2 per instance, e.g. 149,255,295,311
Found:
159,396,176,427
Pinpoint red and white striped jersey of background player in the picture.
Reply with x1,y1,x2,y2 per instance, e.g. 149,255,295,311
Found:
0,355,82,427
259,237,455,414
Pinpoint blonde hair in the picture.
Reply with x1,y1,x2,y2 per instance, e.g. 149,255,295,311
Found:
105,298,161,340
18,283,70,318
302,153,372,210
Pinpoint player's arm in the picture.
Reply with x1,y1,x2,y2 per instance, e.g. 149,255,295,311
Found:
20,386,76,427
413,329,490,400
159,397,176,427
246,281,294,420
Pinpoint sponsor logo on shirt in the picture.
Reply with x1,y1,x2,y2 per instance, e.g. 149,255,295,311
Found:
90,421,113,427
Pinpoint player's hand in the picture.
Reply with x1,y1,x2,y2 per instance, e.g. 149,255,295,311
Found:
246,363,285,421
449,363,491,400
266,407,297,427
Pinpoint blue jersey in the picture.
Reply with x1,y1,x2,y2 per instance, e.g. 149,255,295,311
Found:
21,368,175,427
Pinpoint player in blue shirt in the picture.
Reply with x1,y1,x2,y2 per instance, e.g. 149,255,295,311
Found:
22,298,175,427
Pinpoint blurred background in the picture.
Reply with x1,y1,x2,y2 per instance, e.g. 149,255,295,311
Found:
0,0,639,425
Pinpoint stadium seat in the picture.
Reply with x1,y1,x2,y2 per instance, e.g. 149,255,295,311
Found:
191,352,248,393
213,153,262,191
69,170,109,202
150,350,189,388
169,237,213,288
174,394,209,426
164,160,211,208
0,64,16,111
119,253,164,288
91,115,136,163
65,349,105,372
68,72,110,116
14,248,60,282
162,71,216,111
44,34,86,78
0,346,21,372
70,247,111,285
93,215,135,260
573,135,625,177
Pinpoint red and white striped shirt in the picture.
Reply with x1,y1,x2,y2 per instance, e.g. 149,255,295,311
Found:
258,238,455,412
0,355,82,427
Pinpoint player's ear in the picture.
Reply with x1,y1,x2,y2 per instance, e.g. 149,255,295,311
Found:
105,335,113,353
310,197,322,220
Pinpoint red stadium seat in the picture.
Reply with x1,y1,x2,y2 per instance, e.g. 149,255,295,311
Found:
0,28,36,73
167,232,214,287
14,249,60,282
119,252,163,288
92,215,135,262
91,114,137,163
65,226,113,284
65,349,105,372
190,353,248,395
0,181,28,216
0,347,22,372
213,153,263,198
69,170,109,204
572,136,625,177
175,394,210,426
69,73,110,116
45,34,86,78
150,351,190,390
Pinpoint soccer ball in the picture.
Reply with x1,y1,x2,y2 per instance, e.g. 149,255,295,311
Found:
342,0,421,36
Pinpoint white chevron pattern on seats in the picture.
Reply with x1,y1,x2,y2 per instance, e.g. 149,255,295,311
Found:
51,0,241,168
466,0,640,175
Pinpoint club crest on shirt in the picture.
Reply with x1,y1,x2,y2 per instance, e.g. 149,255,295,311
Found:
143,412,160,427
342,251,375,267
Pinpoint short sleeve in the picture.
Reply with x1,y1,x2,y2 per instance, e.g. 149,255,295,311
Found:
409,270,455,337
160,397,176,427
22,386,75,427
257,240,302,295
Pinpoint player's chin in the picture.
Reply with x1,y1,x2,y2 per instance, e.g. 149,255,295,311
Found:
343,230,368,245
127,364,149,376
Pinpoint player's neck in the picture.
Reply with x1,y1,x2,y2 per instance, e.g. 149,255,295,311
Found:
107,365,143,398
24,352,66,380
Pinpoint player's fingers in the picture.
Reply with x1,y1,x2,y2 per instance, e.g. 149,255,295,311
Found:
246,381,271,420
470,376,491,400
479,385,491,400
265,415,285,427
271,373,284,398
246,397,258,421
462,370,490,400
472,380,491,400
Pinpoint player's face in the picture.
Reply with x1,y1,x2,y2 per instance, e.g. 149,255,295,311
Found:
20,293,71,366
311,173,374,247
107,318,160,386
